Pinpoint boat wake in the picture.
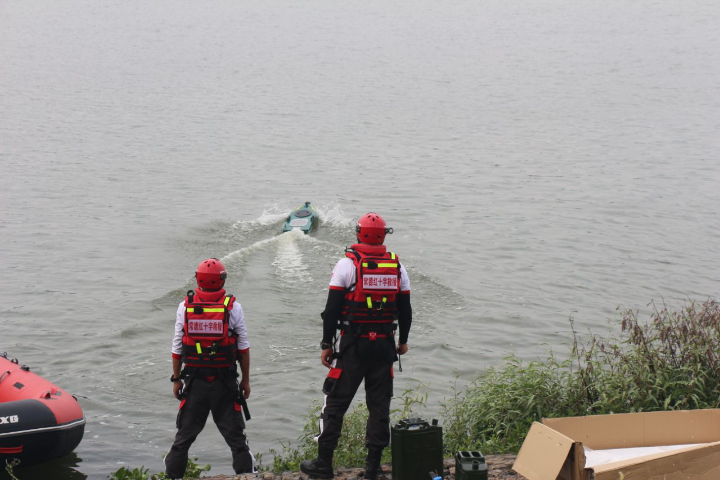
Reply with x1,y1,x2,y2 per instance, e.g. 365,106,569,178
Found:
271,229,313,285
153,203,356,307
230,204,289,233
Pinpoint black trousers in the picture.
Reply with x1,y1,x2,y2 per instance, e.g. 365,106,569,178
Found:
165,376,254,478
316,335,396,451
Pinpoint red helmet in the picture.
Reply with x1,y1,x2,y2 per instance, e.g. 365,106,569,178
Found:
195,258,227,291
356,213,393,245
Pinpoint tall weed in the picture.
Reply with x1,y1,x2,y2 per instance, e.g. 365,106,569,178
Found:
442,299,720,454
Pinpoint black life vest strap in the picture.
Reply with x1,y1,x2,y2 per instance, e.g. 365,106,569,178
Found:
182,341,236,356
344,247,362,262
345,247,363,290
341,322,397,336
181,365,238,379
344,299,397,310
333,322,397,360
182,354,236,368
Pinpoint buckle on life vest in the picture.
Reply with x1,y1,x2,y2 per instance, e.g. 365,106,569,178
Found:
368,331,377,341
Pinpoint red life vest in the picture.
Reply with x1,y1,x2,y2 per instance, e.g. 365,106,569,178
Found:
182,288,238,369
341,243,401,329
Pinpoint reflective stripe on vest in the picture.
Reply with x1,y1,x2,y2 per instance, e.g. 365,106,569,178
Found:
188,307,225,313
366,296,387,309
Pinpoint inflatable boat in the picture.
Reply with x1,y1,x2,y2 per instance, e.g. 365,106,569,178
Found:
0,353,85,466
282,202,317,234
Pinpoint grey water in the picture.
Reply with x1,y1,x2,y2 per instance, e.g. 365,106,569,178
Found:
1,0,718,477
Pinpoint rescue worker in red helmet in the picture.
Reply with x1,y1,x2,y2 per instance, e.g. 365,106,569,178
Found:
301,213,412,479
165,258,255,478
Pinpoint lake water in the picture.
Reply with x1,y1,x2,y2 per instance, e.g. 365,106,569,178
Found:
1,0,718,477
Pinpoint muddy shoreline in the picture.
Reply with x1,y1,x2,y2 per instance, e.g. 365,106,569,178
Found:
186,454,527,479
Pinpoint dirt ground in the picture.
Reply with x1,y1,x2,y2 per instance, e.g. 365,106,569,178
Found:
192,454,527,479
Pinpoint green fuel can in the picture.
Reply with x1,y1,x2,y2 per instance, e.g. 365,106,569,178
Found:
391,418,443,480
455,451,488,480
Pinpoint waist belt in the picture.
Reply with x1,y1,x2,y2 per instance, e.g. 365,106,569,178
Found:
182,366,237,379
360,332,387,341
341,322,397,336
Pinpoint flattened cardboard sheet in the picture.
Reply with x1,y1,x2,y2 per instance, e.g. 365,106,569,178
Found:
513,422,575,480
593,442,720,480
584,444,703,468
543,409,720,450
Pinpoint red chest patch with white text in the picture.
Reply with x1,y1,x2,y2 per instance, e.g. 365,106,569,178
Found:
362,275,398,289
188,319,224,334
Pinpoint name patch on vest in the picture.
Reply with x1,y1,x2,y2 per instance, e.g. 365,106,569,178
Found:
188,319,223,334
362,275,398,289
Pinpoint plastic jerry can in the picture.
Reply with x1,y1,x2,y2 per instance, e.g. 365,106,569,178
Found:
391,418,443,480
455,451,488,480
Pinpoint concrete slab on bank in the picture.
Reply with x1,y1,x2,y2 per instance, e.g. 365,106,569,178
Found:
513,409,720,480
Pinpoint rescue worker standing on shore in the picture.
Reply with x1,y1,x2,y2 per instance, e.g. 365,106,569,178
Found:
165,258,255,478
301,213,412,480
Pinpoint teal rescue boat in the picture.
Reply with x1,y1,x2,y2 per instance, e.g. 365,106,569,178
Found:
282,202,317,234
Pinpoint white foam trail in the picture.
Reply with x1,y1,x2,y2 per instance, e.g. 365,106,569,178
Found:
272,229,312,284
230,204,288,231
316,202,354,227
296,232,346,254
222,235,282,263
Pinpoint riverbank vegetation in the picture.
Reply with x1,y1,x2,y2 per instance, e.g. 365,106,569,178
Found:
105,299,718,478
441,298,720,454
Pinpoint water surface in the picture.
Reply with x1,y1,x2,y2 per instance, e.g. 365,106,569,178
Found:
1,0,718,477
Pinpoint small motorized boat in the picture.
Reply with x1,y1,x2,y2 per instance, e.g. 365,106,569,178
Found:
282,201,317,234
0,352,85,466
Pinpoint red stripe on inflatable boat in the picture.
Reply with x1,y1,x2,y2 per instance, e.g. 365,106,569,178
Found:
0,446,23,454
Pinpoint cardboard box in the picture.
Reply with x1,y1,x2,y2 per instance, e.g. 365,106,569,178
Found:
512,409,720,480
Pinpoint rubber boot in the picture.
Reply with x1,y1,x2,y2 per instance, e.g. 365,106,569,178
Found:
300,446,334,479
364,447,383,480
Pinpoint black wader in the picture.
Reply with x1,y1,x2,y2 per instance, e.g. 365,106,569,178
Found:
165,375,253,478
316,333,396,451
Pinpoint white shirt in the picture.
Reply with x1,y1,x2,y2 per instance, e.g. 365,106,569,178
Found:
329,257,411,293
172,300,250,356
